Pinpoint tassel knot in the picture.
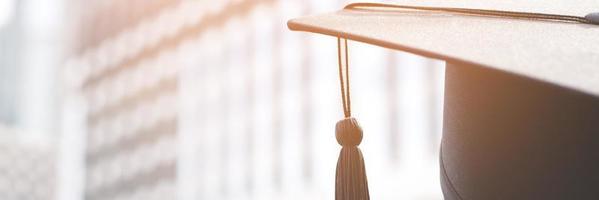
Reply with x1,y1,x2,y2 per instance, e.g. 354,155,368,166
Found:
335,118,363,146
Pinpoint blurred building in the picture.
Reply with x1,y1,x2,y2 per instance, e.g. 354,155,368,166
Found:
0,129,55,200
0,0,20,126
0,0,66,200
62,0,446,200
67,1,182,199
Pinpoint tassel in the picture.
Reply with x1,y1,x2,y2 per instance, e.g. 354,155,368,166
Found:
334,38,368,200
335,117,370,200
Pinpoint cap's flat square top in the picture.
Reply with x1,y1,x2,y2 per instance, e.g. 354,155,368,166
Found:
288,0,599,96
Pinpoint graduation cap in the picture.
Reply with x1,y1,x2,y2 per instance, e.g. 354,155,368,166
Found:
288,1,599,199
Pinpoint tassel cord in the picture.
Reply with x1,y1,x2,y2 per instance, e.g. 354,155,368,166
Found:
344,2,599,25
338,38,351,118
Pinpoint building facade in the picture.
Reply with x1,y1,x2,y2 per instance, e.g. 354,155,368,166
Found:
64,0,445,199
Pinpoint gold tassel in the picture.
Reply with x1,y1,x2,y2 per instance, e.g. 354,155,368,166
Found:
335,117,370,200
334,38,369,200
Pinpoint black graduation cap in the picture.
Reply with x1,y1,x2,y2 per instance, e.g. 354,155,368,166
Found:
288,1,599,199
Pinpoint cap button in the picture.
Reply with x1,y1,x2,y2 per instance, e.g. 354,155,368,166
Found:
585,12,599,25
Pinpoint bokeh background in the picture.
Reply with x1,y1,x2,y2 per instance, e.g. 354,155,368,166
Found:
0,0,445,199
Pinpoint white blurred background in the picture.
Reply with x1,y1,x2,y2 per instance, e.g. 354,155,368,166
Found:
0,0,445,199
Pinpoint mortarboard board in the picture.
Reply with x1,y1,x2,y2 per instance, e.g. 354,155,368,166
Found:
288,1,599,199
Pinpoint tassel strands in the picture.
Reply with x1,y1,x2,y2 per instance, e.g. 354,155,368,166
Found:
336,118,369,200
335,38,370,200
